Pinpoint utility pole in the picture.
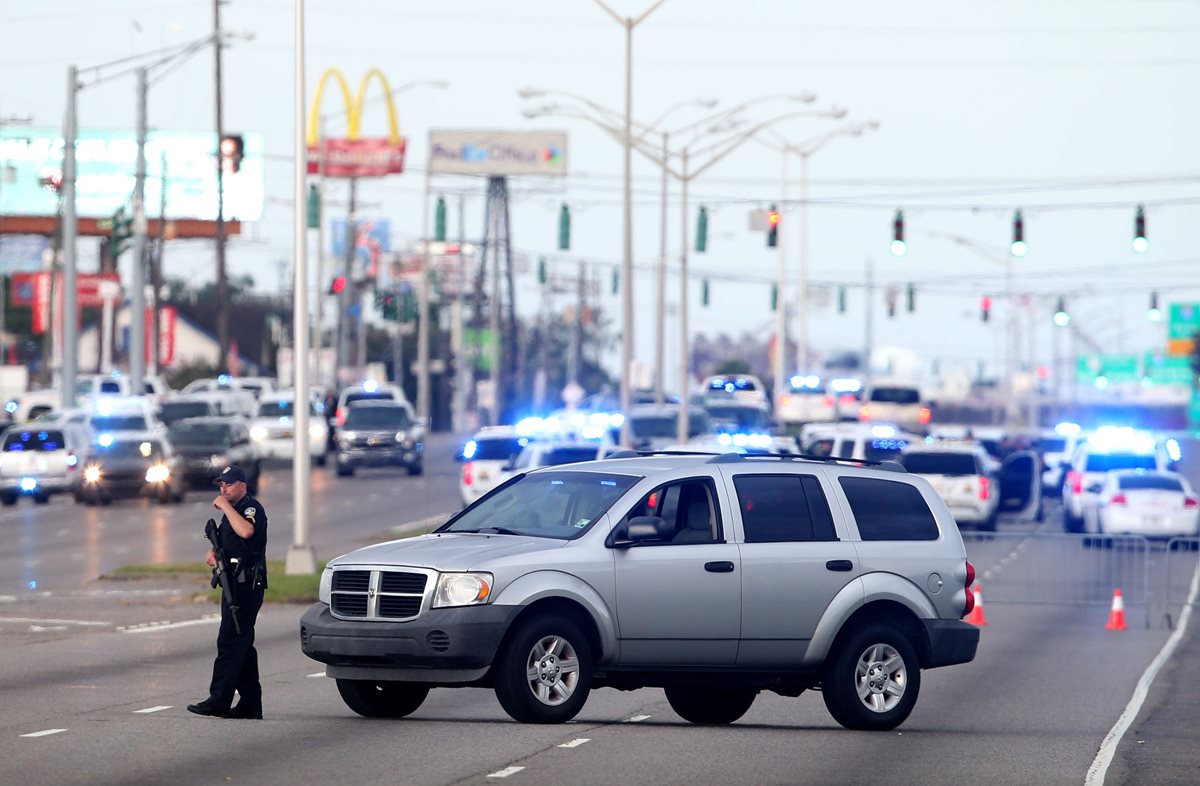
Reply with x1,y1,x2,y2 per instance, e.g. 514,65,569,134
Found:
773,151,788,410
213,0,230,372
129,66,148,391
338,178,357,383
313,119,326,389
150,152,167,377
675,147,690,443
654,130,669,405
452,194,468,431
62,65,79,409
863,257,874,385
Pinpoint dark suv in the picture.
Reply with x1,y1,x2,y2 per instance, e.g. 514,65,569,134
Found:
167,418,261,492
335,401,424,477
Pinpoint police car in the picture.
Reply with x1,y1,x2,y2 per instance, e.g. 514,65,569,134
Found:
458,426,531,506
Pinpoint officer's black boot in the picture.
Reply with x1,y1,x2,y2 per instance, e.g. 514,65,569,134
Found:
186,699,230,717
228,702,263,720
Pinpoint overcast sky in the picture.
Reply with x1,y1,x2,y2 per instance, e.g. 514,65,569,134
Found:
3,0,1199,389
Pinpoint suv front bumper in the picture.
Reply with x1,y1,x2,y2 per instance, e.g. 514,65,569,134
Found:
921,619,980,668
300,602,519,682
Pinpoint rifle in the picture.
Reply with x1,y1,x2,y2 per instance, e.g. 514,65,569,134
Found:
204,518,242,634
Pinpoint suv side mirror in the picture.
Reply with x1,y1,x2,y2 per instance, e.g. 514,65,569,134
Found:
627,515,672,542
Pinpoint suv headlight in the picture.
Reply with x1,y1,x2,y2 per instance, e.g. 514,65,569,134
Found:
318,567,333,604
145,464,170,483
432,572,493,608
250,425,268,442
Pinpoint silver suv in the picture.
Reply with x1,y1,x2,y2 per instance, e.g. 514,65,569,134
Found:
301,452,979,731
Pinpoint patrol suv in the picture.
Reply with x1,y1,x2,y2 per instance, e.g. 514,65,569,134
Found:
302,452,979,730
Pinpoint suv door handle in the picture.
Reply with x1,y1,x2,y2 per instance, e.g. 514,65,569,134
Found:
826,560,854,572
704,561,735,573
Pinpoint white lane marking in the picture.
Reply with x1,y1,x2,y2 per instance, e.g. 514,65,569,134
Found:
308,672,325,678
0,617,111,627
133,706,171,714
0,595,15,602
487,767,525,778
21,729,67,738
119,615,220,634
558,738,590,748
625,714,651,723
29,625,67,632
1086,553,1200,786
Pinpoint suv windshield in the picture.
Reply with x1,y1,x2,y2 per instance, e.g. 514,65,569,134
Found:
344,406,412,430
630,414,710,439
100,440,164,461
90,415,148,432
3,429,66,452
345,391,395,407
468,437,526,462
259,400,296,418
160,402,212,423
902,452,979,476
168,423,232,448
869,387,920,405
515,446,599,469
706,405,768,431
441,471,638,538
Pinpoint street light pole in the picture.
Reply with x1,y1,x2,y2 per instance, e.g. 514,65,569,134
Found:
655,130,669,406
62,65,78,410
773,152,788,409
129,66,148,393
676,147,690,443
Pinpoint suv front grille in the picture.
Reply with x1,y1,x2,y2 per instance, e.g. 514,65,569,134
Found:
329,567,433,622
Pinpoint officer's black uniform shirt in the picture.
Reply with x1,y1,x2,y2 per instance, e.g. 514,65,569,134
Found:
218,494,267,566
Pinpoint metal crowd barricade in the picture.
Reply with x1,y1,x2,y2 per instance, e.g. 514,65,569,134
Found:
1161,537,1200,629
961,532,1153,628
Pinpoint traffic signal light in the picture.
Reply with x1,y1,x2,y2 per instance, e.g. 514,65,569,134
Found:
558,203,570,251
106,207,133,259
1132,205,1148,253
1148,291,1161,322
837,286,847,314
306,184,320,230
890,209,907,256
379,292,398,321
220,134,244,174
886,286,898,319
330,275,347,295
1053,296,1070,327
435,195,447,242
980,295,992,323
906,283,915,313
1010,210,1027,257
695,206,708,253
766,204,780,248
770,282,778,311
701,278,710,307
537,257,547,285
611,267,618,295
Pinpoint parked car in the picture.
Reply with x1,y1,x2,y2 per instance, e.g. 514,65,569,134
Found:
858,382,930,434
625,404,711,451
776,375,837,428
1083,470,1199,543
1062,428,1172,533
250,392,328,466
302,451,979,730
157,394,225,426
335,400,424,476
801,423,921,464
899,442,1041,531
76,433,186,505
458,426,531,507
702,374,769,408
1036,424,1084,497
167,417,261,492
0,424,92,505
85,399,163,445
499,440,615,483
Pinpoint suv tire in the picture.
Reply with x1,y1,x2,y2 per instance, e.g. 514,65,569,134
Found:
494,615,592,724
822,623,921,731
665,686,757,725
336,461,354,477
335,679,429,718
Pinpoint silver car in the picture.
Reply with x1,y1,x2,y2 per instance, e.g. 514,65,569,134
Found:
302,453,979,731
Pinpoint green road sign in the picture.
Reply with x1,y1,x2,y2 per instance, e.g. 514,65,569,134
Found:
1167,302,1200,340
1076,354,1139,384
1142,352,1196,386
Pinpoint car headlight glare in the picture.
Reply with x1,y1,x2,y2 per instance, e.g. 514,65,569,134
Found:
84,466,102,484
309,423,325,439
250,425,268,442
145,465,170,483
432,572,493,608
209,454,229,468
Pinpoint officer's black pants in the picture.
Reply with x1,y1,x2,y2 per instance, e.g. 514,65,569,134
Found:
208,588,264,710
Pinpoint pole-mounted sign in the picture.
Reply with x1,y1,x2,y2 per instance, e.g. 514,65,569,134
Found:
306,68,407,178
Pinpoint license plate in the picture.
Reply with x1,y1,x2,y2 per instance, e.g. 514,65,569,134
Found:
1143,516,1166,528
279,429,293,438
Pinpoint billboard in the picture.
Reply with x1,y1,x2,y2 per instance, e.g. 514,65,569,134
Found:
429,130,567,177
0,128,265,221
330,218,390,280
306,69,407,178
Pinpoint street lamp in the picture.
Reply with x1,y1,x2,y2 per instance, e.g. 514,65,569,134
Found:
759,119,878,403
588,0,668,445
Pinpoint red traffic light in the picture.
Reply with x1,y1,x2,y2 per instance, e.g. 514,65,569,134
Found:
767,209,781,228
330,275,347,295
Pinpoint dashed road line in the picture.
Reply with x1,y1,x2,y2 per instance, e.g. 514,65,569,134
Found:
0,617,111,627
119,615,220,634
21,729,67,738
487,767,525,778
0,595,15,603
558,738,590,748
624,714,651,723
133,706,171,714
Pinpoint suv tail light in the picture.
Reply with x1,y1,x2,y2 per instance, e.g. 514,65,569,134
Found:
978,476,990,501
1067,470,1083,495
335,407,347,427
1110,493,1127,506
962,560,976,619
462,461,474,487
1184,497,1197,509
823,395,834,408
918,406,932,425
858,405,871,422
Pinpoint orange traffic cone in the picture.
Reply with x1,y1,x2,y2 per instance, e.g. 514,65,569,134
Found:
966,584,988,627
1105,588,1127,631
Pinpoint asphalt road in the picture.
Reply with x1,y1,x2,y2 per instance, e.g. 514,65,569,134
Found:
0,435,1198,784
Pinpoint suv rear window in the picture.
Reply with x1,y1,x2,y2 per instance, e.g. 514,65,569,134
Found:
1085,452,1157,472
868,387,920,405
1118,475,1182,492
469,437,526,462
542,447,601,466
345,392,394,406
160,402,213,423
901,452,978,476
839,477,939,541
344,406,412,430
90,415,148,432
3,429,66,452
734,474,836,543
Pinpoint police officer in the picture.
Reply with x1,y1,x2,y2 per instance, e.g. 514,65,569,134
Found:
187,465,268,719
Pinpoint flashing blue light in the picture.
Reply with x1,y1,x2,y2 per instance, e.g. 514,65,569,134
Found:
362,380,378,393
718,433,733,446
1054,421,1081,437
871,425,898,439
747,433,774,449
218,374,233,385
724,383,735,393
515,417,544,437
20,432,30,441
4,400,17,414
27,580,37,590
278,400,288,409
581,426,607,440
37,431,48,440
20,477,37,492
518,437,529,447
66,454,78,468
98,433,114,448
610,413,625,428
830,378,862,394
1166,438,1182,463
462,440,478,460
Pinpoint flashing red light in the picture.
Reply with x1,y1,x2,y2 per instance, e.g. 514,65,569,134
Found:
462,461,474,486
767,210,781,227
330,275,348,295
1110,493,1127,506
978,476,990,501
918,407,932,425
335,407,347,427
1068,470,1083,495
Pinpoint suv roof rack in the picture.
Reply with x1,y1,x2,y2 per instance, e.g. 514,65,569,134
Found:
606,449,732,459
706,452,908,473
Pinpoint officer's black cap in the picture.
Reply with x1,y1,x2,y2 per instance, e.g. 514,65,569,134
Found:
214,465,248,485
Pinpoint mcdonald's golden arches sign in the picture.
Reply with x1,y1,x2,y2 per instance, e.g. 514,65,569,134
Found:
307,68,406,178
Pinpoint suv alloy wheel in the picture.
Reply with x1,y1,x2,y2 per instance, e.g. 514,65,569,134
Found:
822,623,922,731
493,615,593,724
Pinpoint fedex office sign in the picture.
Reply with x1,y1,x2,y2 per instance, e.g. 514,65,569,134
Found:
429,130,566,177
